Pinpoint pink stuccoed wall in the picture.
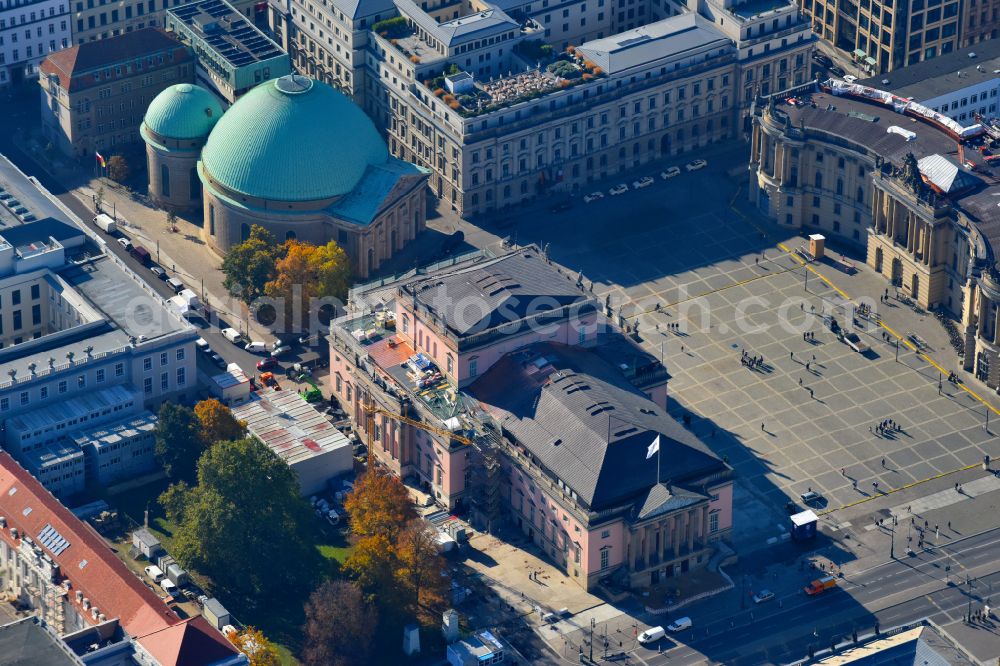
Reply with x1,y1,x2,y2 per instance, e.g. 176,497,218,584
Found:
707,481,734,536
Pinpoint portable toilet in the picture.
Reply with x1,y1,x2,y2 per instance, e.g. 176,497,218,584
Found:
790,509,818,541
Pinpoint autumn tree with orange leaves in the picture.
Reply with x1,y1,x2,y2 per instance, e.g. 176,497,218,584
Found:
264,240,351,325
194,398,246,446
340,468,449,638
226,627,281,666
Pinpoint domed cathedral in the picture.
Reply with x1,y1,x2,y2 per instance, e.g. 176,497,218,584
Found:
141,84,223,211
142,74,429,279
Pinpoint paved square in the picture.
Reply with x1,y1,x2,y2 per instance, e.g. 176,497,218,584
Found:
483,146,1000,551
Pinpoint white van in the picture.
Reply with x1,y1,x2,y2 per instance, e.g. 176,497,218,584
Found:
667,617,692,632
222,328,243,345
93,213,116,234
638,626,665,644
160,579,178,596
244,341,267,354
144,565,165,583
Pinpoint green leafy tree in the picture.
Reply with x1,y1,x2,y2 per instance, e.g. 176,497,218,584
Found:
154,402,203,482
107,155,130,183
160,438,321,598
302,580,378,666
222,225,281,304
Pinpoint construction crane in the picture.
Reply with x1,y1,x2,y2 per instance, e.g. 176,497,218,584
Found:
362,405,474,446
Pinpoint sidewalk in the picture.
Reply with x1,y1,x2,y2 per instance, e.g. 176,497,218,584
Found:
18,134,275,343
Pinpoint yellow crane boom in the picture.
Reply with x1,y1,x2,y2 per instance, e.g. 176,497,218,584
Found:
363,405,474,446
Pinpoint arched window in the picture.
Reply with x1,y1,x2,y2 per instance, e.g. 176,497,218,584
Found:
240,223,250,242
856,186,865,202
161,163,170,197
836,178,843,195
208,204,215,235
367,247,375,271
814,172,823,189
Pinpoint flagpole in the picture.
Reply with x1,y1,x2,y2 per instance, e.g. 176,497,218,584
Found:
657,440,661,486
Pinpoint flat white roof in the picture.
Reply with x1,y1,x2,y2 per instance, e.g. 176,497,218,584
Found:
231,389,350,465
791,509,818,526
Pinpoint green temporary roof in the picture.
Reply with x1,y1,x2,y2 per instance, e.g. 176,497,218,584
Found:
853,48,866,57
200,75,389,202
142,84,223,141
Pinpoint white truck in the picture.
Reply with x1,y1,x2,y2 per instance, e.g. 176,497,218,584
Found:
93,213,117,234
167,289,201,318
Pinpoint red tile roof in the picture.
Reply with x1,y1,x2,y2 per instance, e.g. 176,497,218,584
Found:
39,28,192,93
366,335,414,370
0,453,180,638
136,616,242,666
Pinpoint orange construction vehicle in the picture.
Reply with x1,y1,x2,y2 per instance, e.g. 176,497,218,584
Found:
804,575,837,596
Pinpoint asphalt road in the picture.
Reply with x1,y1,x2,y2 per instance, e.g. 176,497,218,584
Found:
627,527,1000,665
0,89,328,384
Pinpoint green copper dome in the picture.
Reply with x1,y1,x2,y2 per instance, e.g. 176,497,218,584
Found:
200,75,389,202
142,84,223,141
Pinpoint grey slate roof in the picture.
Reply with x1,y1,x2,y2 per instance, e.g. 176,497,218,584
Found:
331,0,396,20
857,39,1000,103
636,484,706,520
469,341,725,512
0,617,82,665
394,0,518,47
401,246,595,338
577,14,731,75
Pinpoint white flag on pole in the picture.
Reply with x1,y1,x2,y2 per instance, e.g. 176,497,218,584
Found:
646,435,661,460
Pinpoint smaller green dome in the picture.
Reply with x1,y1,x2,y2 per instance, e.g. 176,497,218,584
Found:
143,84,224,141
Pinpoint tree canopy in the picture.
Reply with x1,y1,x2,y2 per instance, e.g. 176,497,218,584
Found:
302,580,378,666
222,225,283,304
343,468,416,540
160,438,322,598
154,402,203,482
264,240,351,325
194,398,246,446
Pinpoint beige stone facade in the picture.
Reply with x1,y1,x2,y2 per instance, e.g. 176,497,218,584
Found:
199,165,427,278
748,80,1000,390
38,28,193,158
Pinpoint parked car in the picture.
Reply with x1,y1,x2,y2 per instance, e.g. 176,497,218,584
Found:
637,626,665,645
160,579,178,596
117,237,133,251
165,277,185,293
195,338,211,353
800,490,822,504
753,590,775,604
685,159,708,171
661,166,681,179
812,52,833,68
583,191,604,203
256,357,280,372
632,176,654,189
144,565,165,583
150,266,166,279
270,345,293,358
843,74,857,83
609,183,629,196
129,245,152,266
829,65,845,77
221,328,243,345
842,331,870,353
549,199,573,213
245,341,268,354
209,352,227,369
667,617,692,632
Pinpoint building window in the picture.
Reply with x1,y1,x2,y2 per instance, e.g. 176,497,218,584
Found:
601,529,610,538
600,548,609,570
177,367,186,386
144,377,152,394
161,372,169,391
176,348,185,361
469,357,478,377
710,512,719,533
58,380,67,394
143,357,152,371
160,352,168,366
96,369,105,383
115,362,124,377
78,375,85,388
161,163,170,197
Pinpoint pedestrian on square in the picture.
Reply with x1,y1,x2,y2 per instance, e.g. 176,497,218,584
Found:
799,378,803,386
761,422,765,431
948,521,951,530
881,457,886,468
841,468,846,476
812,354,816,361
806,362,811,371
809,387,814,398
853,479,858,490
790,351,794,360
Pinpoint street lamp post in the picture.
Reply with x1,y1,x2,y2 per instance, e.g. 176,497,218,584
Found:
889,521,895,559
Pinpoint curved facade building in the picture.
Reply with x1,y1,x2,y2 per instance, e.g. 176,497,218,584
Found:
141,83,223,211
143,74,428,279
749,80,1000,389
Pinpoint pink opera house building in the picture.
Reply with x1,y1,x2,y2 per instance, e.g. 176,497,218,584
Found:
328,245,732,590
